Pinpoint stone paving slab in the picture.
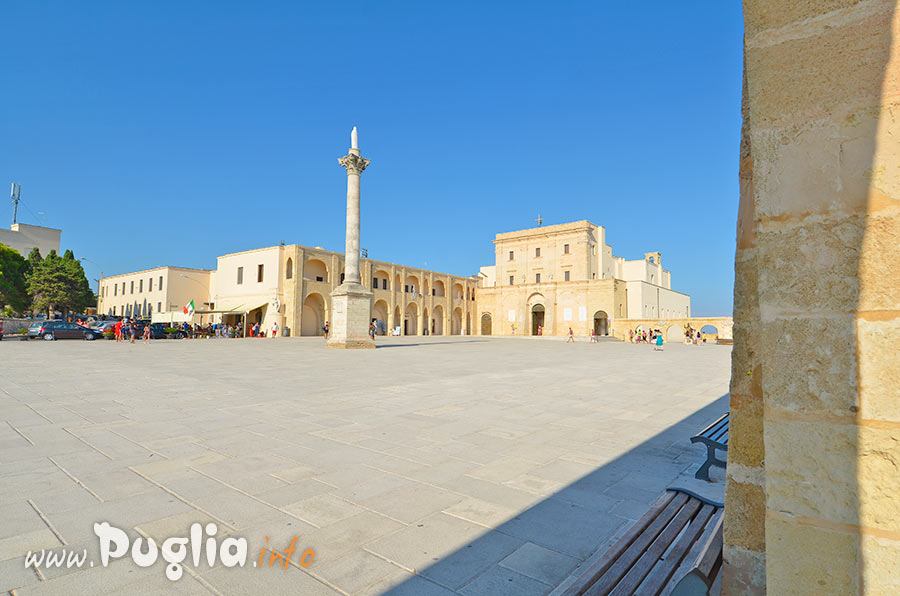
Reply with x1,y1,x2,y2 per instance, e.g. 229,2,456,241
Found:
0,336,730,595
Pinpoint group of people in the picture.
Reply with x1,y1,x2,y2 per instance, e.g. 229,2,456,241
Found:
113,318,149,344
628,328,666,350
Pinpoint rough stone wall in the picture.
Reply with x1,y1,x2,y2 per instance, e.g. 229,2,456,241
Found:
726,1,899,593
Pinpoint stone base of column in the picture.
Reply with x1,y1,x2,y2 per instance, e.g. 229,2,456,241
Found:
327,282,375,349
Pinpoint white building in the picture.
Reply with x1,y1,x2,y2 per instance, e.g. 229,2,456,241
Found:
0,223,61,258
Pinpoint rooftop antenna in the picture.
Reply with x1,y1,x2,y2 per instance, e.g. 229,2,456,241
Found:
534,214,543,227
10,183,21,225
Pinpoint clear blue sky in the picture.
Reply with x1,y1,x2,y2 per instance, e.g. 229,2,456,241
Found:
1,1,744,316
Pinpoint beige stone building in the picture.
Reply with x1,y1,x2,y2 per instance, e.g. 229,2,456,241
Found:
475,220,690,336
98,244,478,337
0,223,61,258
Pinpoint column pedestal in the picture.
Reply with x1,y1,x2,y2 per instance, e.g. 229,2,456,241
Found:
327,282,375,349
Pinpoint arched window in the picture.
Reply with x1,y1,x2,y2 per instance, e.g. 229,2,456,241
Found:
286,258,293,279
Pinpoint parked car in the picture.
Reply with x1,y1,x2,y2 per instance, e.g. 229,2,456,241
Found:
147,323,173,339
32,321,104,341
26,321,43,339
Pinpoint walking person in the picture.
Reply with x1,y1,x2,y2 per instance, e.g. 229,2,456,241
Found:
143,323,151,344
369,321,376,340
323,321,330,340
114,319,123,343
567,327,575,343
655,332,664,351
129,321,136,344
271,321,278,338
590,329,598,343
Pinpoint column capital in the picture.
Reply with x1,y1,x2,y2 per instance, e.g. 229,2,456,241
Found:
338,153,371,176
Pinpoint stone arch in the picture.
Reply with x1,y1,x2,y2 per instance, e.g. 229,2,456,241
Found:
393,305,401,334
304,259,328,282
451,307,462,335
286,258,293,279
700,324,718,343
406,275,420,297
301,293,327,336
424,279,430,297
481,313,492,336
531,303,545,335
372,300,389,335
453,282,464,301
423,307,429,335
374,269,390,291
394,273,401,292
404,302,418,336
593,310,609,336
667,324,686,342
432,305,444,335
433,280,445,297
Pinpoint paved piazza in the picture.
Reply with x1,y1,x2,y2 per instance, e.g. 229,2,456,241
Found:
1,337,730,595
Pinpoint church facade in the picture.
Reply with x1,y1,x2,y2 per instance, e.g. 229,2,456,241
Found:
475,220,690,337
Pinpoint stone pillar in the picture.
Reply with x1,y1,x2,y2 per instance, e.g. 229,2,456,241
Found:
726,3,899,594
328,129,374,349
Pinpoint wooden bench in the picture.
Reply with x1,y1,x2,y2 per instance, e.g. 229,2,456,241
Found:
559,489,723,596
690,413,729,481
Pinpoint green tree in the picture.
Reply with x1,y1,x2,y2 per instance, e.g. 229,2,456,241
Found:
28,247,43,270
0,243,30,313
26,249,95,317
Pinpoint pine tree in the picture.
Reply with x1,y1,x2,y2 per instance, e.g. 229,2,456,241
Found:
0,243,30,313
26,250,95,317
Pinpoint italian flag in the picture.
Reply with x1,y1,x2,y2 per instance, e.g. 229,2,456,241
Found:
183,300,195,316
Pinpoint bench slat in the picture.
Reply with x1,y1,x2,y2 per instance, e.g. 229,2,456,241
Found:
576,492,689,596
602,498,703,596
660,507,723,595
632,503,717,596
694,514,724,579
696,413,728,439
560,491,679,596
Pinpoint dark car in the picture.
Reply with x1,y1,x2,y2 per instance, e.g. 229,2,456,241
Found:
147,323,175,339
34,321,103,341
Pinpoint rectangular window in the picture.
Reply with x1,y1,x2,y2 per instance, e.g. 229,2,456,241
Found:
405,285,409,293
316,276,323,282
257,264,264,282
159,275,163,289
237,267,244,285
535,247,541,257
535,273,541,283
148,304,153,315
509,276,514,286
149,278,153,292
508,250,514,261
564,270,570,282
139,279,143,292
114,284,117,296
158,302,162,312
130,281,134,294
382,279,387,290
112,306,116,315
564,244,570,254
432,289,435,296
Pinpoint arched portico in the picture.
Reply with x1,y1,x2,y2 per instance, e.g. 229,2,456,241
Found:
451,307,462,335
372,300,389,335
404,303,418,336
432,305,444,335
304,259,328,283
301,293,327,336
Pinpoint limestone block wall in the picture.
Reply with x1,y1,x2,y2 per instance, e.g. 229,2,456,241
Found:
725,2,899,594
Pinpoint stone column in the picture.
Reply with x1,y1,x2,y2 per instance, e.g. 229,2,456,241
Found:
726,3,899,594
328,128,375,349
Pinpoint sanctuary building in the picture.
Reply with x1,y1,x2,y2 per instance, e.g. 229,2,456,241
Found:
475,220,690,336
96,220,692,339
